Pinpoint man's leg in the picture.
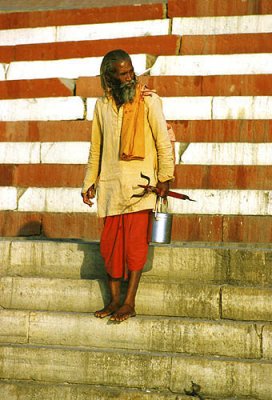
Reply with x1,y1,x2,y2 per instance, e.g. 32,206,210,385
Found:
109,269,142,322
95,276,121,318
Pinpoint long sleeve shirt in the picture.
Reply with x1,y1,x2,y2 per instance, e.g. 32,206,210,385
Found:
82,92,174,218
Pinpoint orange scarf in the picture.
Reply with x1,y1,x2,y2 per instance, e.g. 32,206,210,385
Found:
119,84,145,161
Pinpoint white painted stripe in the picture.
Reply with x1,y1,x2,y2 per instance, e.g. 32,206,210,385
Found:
1,186,270,215
17,188,97,213
1,142,271,166
0,143,40,164
87,96,272,121
0,63,6,79
0,19,169,46
5,54,147,81
41,142,90,164
0,95,271,122
150,54,272,76
213,96,272,119
178,143,272,165
0,97,84,121
172,15,272,36
0,142,90,164
168,189,272,216
0,187,17,210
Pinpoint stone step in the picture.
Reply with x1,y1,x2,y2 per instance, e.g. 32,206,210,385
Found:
0,120,271,143
0,2,165,29
1,95,272,122
0,276,220,319
1,275,272,321
1,164,272,190
0,35,179,63
1,239,272,287
2,142,272,166
0,381,195,400
1,211,272,243
2,74,272,99
0,343,271,399
168,1,272,18
0,309,267,360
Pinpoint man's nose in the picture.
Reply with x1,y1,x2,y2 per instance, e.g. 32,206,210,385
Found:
125,72,133,81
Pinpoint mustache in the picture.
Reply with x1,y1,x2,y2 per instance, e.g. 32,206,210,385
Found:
120,79,137,88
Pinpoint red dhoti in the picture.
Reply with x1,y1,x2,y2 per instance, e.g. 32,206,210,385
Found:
100,210,150,280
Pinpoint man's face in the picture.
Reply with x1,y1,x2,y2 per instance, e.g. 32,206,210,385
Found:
113,59,135,85
111,59,137,104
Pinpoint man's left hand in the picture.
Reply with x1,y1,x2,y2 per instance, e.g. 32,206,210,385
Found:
156,181,170,198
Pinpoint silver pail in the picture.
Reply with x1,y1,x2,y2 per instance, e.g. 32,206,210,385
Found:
148,197,173,244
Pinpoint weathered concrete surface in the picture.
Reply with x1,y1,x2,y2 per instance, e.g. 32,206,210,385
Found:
0,310,262,359
0,345,272,399
222,286,272,321
0,382,193,400
2,239,272,286
171,355,272,399
0,345,171,389
0,276,220,318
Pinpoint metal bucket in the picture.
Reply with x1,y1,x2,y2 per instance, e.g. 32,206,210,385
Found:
148,197,173,244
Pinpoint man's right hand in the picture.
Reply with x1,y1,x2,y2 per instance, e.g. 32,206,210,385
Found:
81,185,96,207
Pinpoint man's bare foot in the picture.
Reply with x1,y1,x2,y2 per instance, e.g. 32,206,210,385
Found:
109,303,136,322
95,302,120,318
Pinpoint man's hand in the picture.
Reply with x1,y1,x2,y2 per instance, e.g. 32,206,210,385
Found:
156,181,170,198
81,185,96,207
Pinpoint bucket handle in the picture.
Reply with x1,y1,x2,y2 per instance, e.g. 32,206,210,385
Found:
155,196,168,219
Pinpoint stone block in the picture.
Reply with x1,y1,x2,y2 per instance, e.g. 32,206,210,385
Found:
0,211,42,237
222,286,272,321
168,0,272,17
0,345,171,389
27,311,261,359
262,325,272,359
41,142,89,164
0,310,29,344
229,248,272,286
0,381,192,400
181,33,272,56
223,215,272,243
151,54,272,76
0,97,84,121
0,142,40,163
170,355,272,399
0,4,164,29
0,187,17,211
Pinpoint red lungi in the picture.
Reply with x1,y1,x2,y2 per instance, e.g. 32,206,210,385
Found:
100,210,150,280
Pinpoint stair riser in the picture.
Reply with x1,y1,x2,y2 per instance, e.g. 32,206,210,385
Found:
0,277,220,319
0,345,271,399
2,240,272,286
0,310,265,360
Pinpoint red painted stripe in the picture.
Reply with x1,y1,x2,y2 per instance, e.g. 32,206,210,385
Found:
0,120,271,143
1,164,272,190
0,36,179,63
1,211,271,243
181,33,272,55
78,75,272,98
0,4,164,29
0,78,74,99
168,0,272,17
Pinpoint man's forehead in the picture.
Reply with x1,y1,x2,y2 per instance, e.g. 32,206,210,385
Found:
114,59,133,72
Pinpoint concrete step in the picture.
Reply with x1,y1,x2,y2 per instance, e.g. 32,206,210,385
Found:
1,164,272,190
0,381,196,400
1,239,272,287
1,212,272,243
0,276,220,319
0,343,271,399
0,119,271,143
0,309,267,360
169,0,272,17
1,274,272,322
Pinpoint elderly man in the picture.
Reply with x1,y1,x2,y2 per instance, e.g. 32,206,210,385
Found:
82,49,174,322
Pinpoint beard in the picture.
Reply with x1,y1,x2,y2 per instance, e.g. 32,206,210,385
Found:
111,78,137,105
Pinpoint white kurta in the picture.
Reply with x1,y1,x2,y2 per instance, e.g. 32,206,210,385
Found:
82,92,174,218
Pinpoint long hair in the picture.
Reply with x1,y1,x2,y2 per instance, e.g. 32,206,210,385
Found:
100,49,132,94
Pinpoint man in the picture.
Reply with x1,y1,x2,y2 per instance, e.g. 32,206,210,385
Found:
82,49,174,322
